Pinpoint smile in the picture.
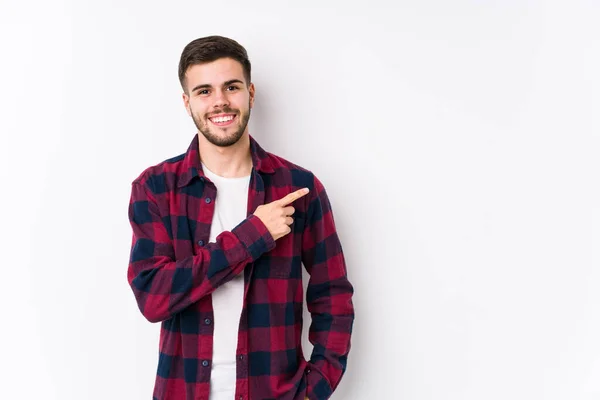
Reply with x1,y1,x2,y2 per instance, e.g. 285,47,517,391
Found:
209,114,236,126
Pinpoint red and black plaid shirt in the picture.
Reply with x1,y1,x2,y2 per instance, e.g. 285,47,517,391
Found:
127,134,355,400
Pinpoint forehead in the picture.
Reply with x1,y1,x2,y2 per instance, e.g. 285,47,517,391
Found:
185,57,246,87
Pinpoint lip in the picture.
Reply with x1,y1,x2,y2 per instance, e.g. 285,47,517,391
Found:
208,113,236,127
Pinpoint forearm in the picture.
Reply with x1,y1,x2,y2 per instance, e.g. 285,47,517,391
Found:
305,272,355,399
127,181,275,322
128,214,274,322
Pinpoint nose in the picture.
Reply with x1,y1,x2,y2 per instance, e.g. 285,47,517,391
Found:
212,88,229,109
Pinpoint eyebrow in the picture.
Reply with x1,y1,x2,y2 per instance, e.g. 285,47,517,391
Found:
191,79,245,93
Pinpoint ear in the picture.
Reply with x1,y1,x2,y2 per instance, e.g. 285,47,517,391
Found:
248,83,255,109
182,92,191,116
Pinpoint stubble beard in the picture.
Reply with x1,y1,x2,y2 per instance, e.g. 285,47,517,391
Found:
191,103,251,147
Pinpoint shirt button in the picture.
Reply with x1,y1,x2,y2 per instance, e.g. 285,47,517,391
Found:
238,355,244,360
197,240,204,246
202,360,209,367
204,318,211,325
205,197,212,204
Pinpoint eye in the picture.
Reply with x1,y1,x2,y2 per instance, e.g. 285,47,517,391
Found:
198,89,209,95
227,85,239,91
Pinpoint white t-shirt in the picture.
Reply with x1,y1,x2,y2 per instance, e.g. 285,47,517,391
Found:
202,162,250,400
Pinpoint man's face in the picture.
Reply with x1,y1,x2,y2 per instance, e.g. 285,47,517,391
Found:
182,57,255,147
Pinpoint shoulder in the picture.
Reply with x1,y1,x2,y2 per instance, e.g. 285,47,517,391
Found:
130,152,186,194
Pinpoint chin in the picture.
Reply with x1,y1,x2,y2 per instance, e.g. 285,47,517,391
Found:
204,130,244,147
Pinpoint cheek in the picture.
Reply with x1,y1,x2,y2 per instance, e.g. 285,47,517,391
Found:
189,101,206,117
239,98,251,111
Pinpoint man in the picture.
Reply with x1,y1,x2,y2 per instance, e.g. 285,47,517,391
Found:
127,35,354,400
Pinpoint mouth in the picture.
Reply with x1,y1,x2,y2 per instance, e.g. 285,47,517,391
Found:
208,113,236,127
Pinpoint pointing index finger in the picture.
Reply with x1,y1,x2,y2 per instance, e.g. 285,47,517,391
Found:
277,188,310,206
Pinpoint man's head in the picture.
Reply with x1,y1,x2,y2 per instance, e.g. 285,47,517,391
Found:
179,35,255,147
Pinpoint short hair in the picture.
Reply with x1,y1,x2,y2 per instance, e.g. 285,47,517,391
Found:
178,35,252,94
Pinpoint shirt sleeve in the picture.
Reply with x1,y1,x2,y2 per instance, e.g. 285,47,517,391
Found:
301,174,355,400
127,181,275,323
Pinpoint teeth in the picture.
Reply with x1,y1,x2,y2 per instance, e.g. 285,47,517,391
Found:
211,115,234,123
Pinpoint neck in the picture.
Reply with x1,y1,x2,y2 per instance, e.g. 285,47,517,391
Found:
197,132,253,178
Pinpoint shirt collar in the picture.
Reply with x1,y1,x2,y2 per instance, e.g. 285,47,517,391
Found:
177,133,275,188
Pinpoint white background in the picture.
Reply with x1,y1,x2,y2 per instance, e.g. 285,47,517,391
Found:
0,0,598,399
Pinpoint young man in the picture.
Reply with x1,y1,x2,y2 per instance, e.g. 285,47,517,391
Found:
127,36,354,400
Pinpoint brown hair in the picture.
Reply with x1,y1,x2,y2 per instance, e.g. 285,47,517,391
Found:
178,35,252,94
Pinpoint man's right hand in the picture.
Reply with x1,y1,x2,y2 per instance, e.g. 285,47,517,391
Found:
253,188,310,241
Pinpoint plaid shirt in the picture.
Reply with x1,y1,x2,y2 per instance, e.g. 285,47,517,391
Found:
127,134,355,400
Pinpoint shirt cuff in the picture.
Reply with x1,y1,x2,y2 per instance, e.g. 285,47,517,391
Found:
305,363,333,400
231,214,276,260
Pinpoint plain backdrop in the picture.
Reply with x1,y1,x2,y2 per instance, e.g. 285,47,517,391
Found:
0,0,599,399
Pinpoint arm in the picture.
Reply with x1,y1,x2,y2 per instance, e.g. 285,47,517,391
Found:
127,181,275,323
302,175,355,400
